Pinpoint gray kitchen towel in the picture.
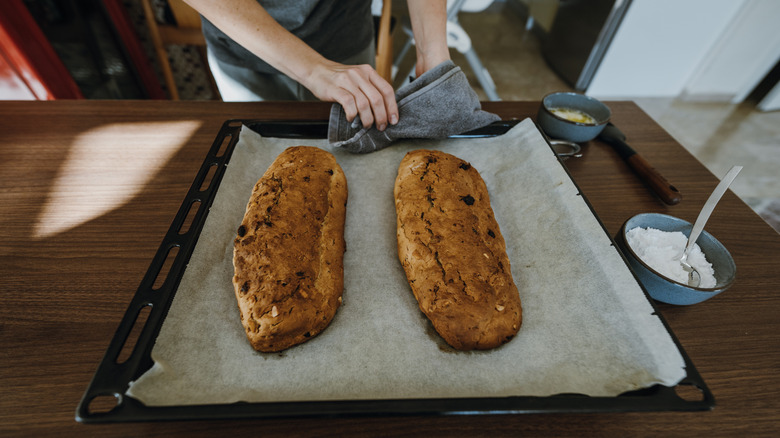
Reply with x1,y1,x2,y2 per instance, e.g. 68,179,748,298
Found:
328,60,500,153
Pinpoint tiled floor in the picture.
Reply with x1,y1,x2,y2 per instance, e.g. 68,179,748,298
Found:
631,98,780,232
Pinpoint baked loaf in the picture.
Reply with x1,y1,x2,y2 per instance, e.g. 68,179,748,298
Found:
394,149,522,350
232,146,348,352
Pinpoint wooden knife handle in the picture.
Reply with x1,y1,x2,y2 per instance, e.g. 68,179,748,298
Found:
625,153,682,205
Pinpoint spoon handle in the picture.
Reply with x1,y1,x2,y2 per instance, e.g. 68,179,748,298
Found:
685,165,743,254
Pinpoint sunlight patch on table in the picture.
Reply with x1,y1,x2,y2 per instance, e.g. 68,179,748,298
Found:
33,121,201,239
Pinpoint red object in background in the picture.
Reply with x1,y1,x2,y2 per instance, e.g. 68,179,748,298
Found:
0,0,83,100
102,0,166,100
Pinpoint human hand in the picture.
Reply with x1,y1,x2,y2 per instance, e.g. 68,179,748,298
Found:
329,60,500,154
415,51,451,79
304,61,399,131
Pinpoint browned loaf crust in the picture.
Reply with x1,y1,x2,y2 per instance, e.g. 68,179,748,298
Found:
394,149,522,350
232,146,348,352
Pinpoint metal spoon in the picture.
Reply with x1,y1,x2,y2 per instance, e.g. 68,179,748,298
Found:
680,165,743,287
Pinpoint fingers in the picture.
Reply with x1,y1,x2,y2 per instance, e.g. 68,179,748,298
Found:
333,88,359,123
352,73,378,129
369,70,398,128
327,64,399,131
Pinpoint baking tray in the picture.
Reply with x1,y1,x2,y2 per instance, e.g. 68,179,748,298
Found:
76,120,714,423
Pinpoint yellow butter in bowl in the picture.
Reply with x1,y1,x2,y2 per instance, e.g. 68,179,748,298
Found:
550,107,596,124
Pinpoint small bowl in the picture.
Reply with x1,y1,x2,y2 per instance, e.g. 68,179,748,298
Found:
537,92,611,142
616,213,736,305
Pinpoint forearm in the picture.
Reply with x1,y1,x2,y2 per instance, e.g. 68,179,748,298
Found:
184,0,325,86
406,0,450,76
185,0,398,129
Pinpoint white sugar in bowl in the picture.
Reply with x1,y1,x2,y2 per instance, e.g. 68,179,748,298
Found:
616,213,736,305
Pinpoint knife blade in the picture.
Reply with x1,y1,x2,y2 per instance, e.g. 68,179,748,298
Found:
598,123,682,205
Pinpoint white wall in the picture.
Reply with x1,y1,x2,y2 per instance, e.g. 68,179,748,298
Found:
682,0,780,103
586,0,745,99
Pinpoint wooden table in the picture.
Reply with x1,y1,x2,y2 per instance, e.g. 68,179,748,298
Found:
1,101,778,436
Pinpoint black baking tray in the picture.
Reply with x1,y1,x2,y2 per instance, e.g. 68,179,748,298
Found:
76,120,714,423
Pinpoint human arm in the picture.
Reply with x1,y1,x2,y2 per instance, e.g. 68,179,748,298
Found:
406,0,451,78
184,0,398,130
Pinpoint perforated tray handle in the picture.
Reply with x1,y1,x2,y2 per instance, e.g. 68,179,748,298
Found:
77,121,243,422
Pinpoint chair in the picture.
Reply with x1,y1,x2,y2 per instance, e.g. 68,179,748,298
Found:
140,0,220,100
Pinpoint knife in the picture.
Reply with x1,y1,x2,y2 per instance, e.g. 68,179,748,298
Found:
598,123,682,205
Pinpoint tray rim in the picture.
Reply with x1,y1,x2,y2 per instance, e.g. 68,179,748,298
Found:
75,119,714,423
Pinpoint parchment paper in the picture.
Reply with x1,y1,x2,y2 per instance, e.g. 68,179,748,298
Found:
126,119,685,406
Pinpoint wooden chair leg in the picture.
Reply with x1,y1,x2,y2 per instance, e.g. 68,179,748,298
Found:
141,0,179,100
375,0,393,83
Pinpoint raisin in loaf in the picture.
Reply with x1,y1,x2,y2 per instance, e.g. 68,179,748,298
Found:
394,149,522,350
232,146,348,352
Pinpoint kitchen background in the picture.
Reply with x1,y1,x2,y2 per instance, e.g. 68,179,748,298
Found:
2,0,779,232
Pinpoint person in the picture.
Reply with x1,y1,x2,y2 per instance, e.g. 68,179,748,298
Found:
184,0,451,132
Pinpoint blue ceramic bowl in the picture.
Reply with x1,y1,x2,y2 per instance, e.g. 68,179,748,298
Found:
537,92,611,142
616,213,736,305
